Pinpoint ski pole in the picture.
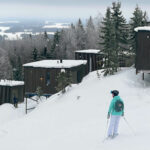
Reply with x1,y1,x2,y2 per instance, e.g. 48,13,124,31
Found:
123,117,136,136
102,119,109,142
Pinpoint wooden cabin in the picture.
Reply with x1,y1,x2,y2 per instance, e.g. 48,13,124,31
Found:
135,26,150,75
23,60,87,95
75,49,104,73
0,80,24,105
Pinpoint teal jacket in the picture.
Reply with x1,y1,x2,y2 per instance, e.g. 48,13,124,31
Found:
108,96,124,116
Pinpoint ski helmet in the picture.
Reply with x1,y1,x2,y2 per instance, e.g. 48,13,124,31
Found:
111,90,119,96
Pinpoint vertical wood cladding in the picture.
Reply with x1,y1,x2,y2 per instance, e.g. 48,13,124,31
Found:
75,52,103,73
136,31,150,71
0,85,24,105
24,65,87,95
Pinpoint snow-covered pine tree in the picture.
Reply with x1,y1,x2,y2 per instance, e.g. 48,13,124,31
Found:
129,5,148,53
13,56,22,80
0,48,12,79
57,29,68,59
86,16,98,49
55,70,72,93
51,31,60,59
65,23,77,59
32,47,38,61
111,1,128,71
100,7,116,75
43,46,47,58
44,31,49,40
36,86,43,100
40,31,49,59
66,71,73,87
76,19,86,50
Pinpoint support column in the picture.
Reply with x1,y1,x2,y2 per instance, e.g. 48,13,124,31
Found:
89,55,92,72
25,96,27,114
142,73,144,80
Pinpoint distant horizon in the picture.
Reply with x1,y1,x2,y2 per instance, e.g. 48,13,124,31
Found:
0,0,149,22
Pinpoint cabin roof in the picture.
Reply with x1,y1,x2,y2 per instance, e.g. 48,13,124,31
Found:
0,80,24,87
75,49,101,54
134,26,150,32
23,60,87,69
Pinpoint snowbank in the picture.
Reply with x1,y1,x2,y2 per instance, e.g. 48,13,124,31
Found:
0,104,24,126
0,68,150,150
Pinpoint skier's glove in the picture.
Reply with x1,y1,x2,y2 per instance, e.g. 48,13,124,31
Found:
107,113,110,119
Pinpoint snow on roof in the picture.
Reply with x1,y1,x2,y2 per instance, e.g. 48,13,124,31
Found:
134,26,150,32
23,60,87,68
0,80,24,87
75,49,101,54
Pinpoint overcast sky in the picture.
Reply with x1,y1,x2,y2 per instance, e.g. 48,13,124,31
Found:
0,0,149,21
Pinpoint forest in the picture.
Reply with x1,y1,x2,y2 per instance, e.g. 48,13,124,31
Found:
0,1,149,80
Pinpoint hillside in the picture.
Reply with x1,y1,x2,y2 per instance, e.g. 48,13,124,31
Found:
0,68,150,150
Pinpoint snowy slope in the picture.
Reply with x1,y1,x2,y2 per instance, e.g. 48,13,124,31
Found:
0,68,150,150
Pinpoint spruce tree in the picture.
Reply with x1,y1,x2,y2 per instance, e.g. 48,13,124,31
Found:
86,16,97,49
129,5,148,53
55,70,72,93
32,47,38,61
111,1,128,71
76,19,86,50
13,56,22,80
51,31,60,58
100,2,128,75
44,31,49,40
40,46,48,59
55,72,68,93
57,29,67,59
100,7,116,75
36,86,43,100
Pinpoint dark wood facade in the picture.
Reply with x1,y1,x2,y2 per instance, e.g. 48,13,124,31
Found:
0,84,24,105
136,30,150,73
24,64,87,95
75,51,104,73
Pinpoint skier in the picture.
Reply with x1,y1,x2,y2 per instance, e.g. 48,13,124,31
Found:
13,96,18,108
107,90,124,139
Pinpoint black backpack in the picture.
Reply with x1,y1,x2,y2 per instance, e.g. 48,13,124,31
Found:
114,100,124,112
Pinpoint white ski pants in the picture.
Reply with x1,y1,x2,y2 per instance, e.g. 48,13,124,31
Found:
107,115,121,136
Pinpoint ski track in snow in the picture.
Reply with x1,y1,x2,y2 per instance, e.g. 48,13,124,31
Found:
0,68,150,150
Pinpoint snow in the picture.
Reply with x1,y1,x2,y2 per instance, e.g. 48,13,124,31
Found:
0,27,10,32
0,104,24,126
75,49,101,54
24,29,33,32
23,60,87,68
0,31,55,40
43,23,70,29
1,68,150,150
0,21,19,24
0,27,55,40
0,80,24,86
134,26,150,32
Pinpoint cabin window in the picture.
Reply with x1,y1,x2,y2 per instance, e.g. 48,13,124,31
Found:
79,54,82,59
147,35,150,39
46,72,50,86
